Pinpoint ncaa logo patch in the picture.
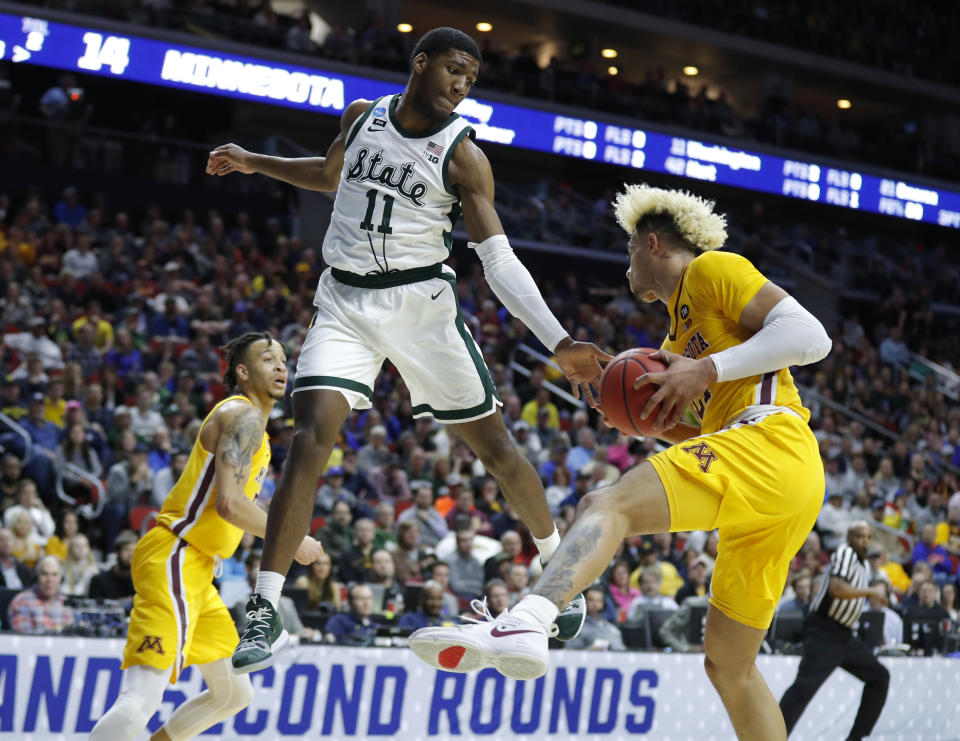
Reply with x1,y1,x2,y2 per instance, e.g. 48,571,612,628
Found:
373,107,386,117
679,304,689,319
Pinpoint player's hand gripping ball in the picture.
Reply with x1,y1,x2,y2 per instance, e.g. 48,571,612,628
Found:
599,348,666,437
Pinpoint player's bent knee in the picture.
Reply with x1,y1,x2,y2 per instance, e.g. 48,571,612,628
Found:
227,673,255,710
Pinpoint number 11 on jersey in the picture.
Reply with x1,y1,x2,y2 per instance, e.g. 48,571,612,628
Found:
360,189,394,234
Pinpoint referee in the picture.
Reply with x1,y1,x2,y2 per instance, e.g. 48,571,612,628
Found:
779,521,890,740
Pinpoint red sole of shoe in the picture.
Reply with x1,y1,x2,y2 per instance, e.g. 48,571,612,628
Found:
438,645,466,669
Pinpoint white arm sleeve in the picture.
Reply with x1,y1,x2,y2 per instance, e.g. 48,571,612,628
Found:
709,296,832,382
470,235,569,352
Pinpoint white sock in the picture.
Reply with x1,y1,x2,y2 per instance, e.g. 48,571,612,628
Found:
533,528,561,564
255,571,285,609
510,594,559,631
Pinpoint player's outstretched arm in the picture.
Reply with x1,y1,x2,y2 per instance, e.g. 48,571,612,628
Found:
212,403,323,564
204,99,370,191
451,138,612,403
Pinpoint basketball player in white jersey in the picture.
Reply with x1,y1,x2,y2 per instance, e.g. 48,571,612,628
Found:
206,27,611,671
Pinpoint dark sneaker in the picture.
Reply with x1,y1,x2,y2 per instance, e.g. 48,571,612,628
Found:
555,591,587,641
232,594,289,674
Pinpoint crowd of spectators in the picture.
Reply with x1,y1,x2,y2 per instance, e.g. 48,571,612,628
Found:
26,0,960,180
0,175,958,653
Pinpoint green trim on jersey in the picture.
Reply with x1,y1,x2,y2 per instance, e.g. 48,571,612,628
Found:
442,200,462,254
293,375,374,400
388,94,461,139
344,97,384,151
441,126,476,197
410,273,501,421
331,263,443,288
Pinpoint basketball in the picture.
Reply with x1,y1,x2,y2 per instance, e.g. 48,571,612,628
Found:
599,348,667,437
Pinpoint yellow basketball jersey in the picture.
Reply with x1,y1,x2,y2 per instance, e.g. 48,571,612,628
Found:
660,251,809,434
156,395,270,558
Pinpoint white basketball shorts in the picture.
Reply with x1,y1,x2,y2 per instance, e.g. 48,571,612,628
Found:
294,265,501,423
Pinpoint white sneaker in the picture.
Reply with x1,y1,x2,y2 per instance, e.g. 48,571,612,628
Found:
409,598,555,681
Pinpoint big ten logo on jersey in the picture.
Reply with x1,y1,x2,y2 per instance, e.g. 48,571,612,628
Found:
422,140,445,164
346,148,428,206
367,106,388,132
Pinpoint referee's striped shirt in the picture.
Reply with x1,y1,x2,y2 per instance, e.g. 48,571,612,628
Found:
810,543,870,629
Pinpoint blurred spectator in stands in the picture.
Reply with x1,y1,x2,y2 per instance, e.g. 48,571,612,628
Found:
147,426,173,473
127,386,164,442
149,297,190,340
340,447,375,500
879,326,910,366
905,582,950,652
3,316,64,370
358,425,391,473
484,530,524,582
903,561,934,608
607,559,640,622
0,378,27,425
778,572,813,614
428,561,460,616
315,500,353,565
101,444,152,551
675,553,711,603
57,421,104,500
71,302,114,352
324,583,377,646
151,447,188,507
397,485,447,547
849,489,875,523
370,549,403,614
566,428,597,476
936,506,960,557
314,466,358,516
234,550,318,642
8,555,74,634
21,392,59,455
659,594,710,653
868,547,910,596
397,580,452,631
564,587,626,651
178,332,220,382
392,520,428,584
522,387,559,430
285,11,315,53
88,530,136,602
444,487,492,536
629,540,683,596
339,517,376,583
866,579,904,650
62,233,98,279
912,489,948,533
0,455,24,511
484,578,511,617
61,533,98,597
53,186,86,227
0,526,33,588
874,458,901,501
543,465,572,514
372,502,397,551
512,420,541,464
912,523,954,579
941,582,958,621
534,406,560,451
627,566,679,620
817,491,851,551
505,562,530,606
103,328,143,378
448,528,484,600
293,552,343,612
43,509,79,562
8,510,43,568
4,479,54,542
42,378,67,428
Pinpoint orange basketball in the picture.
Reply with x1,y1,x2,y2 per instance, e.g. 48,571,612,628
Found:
599,348,667,437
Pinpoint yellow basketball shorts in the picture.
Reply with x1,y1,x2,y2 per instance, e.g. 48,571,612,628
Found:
121,526,238,682
649,410,824,630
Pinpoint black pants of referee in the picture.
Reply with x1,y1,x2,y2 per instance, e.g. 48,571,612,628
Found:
779,613,890,741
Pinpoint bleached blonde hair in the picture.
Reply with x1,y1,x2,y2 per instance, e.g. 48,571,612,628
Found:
613,184,727,252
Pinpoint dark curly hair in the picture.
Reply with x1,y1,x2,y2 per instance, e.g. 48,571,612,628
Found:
222,331,274,391
411,27,481,68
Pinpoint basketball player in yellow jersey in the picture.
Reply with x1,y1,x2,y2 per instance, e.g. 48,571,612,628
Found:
90,332,323,741
409,185,832,740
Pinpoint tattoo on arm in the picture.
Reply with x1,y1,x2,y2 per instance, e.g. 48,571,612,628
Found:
220,409,263,486
535,522,603,608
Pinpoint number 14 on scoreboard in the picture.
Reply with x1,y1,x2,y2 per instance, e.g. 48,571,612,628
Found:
77,32,130,74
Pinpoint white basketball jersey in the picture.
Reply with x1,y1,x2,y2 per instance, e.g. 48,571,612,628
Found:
320,93,475,276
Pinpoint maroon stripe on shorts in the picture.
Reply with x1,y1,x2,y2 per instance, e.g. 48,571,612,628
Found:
171,459,216,536
170,539,188,675
759,372,775,405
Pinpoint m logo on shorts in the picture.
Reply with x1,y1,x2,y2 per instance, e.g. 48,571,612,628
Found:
682,441,718,473
137,635,165,654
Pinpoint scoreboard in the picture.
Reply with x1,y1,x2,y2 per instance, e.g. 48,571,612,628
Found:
2,10,958,229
